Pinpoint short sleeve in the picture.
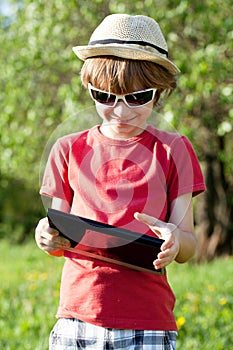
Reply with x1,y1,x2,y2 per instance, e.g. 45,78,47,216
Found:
167,135,206,202
40,138,74,205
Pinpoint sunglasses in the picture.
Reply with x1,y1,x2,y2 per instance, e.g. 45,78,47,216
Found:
88,83,156,108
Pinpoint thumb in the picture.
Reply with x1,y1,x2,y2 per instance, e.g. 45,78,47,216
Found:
134,212,169,239
134,212,159,227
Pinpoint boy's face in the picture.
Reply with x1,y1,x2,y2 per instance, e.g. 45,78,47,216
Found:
95,99,154,140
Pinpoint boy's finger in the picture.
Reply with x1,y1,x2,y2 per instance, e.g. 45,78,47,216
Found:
55,235,71,247
41,230,59,241
134,212,172,238
134,212,160,227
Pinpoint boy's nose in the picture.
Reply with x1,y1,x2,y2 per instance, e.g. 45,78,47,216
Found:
113,101,132,119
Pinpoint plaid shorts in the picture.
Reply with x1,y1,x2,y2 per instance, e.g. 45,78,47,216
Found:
49,318,177,350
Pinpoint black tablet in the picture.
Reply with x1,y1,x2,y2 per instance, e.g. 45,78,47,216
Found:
47,208,164,275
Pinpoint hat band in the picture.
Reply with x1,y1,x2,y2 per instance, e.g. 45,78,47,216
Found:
89,39,168,58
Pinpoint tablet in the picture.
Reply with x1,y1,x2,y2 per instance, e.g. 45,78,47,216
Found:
47,208,164,275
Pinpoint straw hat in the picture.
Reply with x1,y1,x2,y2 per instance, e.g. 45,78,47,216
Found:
72,14,180,75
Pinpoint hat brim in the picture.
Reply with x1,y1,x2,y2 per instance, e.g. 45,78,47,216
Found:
72,44,180,75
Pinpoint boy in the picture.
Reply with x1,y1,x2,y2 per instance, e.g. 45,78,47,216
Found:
35,14,206,349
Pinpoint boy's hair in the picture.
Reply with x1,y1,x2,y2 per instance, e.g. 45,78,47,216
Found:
81,56,177,106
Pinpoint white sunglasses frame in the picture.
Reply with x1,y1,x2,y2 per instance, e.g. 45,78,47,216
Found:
88,83,157,108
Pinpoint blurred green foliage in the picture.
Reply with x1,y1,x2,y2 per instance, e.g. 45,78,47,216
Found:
0,0,232,253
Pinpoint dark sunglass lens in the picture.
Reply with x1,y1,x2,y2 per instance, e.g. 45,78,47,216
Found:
91,90,116,106
126,90,153,106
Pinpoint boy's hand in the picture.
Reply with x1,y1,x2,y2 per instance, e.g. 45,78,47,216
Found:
134,212,180,270
35,217,71,254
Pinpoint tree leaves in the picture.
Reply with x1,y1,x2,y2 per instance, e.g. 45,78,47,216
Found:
1,0,232,247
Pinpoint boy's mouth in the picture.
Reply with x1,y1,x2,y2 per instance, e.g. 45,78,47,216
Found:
112,116,137,124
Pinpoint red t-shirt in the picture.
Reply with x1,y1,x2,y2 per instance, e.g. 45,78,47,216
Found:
40,125,206,330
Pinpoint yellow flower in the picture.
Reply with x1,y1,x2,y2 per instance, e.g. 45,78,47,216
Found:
29,283,36,291
176,316,186,330
208,285,215,292
40,272,49,281
219,297,227,305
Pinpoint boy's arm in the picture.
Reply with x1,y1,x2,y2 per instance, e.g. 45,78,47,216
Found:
169,193,196,263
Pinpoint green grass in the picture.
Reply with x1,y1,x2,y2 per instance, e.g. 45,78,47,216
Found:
0,240,232,350
167,257,233,349
0,240,63,350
